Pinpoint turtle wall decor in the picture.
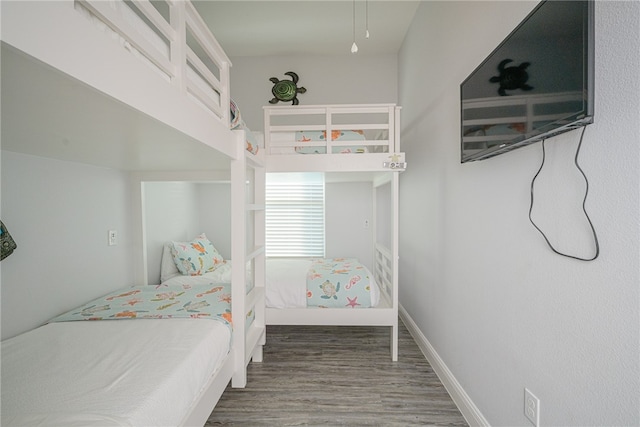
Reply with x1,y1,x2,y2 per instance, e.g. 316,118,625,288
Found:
269,71,306,105
489,59,533,96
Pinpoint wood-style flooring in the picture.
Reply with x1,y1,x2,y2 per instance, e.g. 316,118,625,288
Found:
206,320,468,426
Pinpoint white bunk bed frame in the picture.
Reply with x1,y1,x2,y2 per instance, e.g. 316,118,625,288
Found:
461,91,586,161
2,1,265,425
263,104,404,361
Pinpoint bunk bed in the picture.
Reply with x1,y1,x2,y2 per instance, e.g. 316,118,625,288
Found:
461,91,586,159
263,104,404,361
1,1,265,425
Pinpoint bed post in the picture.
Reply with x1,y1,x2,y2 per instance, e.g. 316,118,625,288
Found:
231,131,247,388
391,106,401,361
252,155,267,363
391,172,400,361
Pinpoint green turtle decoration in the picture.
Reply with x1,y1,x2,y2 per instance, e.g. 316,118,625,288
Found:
269,71,306,105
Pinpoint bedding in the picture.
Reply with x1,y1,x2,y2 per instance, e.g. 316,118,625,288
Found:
265,258,380,309
50,283,232,326
169,233,225,276
1,282,235,426
159,239,252,292
295,130,367,154
268,130,372,154
463,122,526,136
161,241,232,283
230,99,261,155
306,258,372,308
1,318,230,426
159,254,380,310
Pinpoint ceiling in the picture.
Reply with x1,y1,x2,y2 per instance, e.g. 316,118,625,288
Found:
192,1,421,57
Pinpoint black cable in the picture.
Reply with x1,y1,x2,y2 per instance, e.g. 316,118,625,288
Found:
528,126,600,261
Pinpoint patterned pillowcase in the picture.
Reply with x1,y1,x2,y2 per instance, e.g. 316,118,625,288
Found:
170,233,224,276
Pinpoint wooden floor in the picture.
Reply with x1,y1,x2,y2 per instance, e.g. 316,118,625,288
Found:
206,320,468,426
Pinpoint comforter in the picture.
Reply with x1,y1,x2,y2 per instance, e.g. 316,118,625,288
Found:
306,258,373,308
51,283,232,328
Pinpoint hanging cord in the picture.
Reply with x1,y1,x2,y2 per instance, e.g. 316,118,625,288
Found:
351,0,358,53
529,126,600,261
365,0,370,39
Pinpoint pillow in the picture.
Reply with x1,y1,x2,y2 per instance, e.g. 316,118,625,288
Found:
230,99,242,130
170,233,224,276
295,130,365,142
160,243,180,283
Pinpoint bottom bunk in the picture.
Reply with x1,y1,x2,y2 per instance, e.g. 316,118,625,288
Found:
0,281,262,427
264,243,398,361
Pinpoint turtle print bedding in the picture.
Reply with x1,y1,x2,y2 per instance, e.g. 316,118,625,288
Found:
50,283,233,329
305,258,373,308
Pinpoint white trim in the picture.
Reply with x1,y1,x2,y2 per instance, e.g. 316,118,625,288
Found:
399,305,490,427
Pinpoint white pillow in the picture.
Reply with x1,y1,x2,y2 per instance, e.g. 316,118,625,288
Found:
160,243,180,283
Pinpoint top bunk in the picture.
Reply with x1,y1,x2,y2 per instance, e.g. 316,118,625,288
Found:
263,104,405,173
1,0,262,172
461,91,585,159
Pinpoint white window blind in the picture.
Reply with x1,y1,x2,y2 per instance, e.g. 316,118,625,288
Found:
266,173,325,257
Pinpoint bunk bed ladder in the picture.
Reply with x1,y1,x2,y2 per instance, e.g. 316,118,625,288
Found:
231,130,266,388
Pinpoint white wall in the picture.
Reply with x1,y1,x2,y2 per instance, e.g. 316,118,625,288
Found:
143,180,375,273
1,151,134,339
143,181,201,285
197,183,232,261
228,54,398,131
143,182,231,285
398,1,639,426
326,181,374,270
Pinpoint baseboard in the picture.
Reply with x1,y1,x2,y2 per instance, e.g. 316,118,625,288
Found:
399,305,490,427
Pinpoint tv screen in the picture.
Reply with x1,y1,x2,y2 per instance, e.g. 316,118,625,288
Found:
460,1,594,163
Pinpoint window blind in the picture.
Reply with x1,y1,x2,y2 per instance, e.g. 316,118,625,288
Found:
266,173,325,257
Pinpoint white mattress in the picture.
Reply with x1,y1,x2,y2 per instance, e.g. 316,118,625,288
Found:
265,258,380,308
1,318,231,426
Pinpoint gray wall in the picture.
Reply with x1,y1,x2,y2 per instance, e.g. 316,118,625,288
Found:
326,181,374,269
228,54,398,132
398,1,639,425
1,151,134,339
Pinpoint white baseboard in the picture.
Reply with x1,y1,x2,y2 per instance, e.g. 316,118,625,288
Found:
399,305,490,427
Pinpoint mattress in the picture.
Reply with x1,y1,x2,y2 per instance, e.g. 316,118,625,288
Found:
265,258,380,309
1,318,231,426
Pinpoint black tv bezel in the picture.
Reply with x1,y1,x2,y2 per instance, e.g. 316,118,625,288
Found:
460,0,595,163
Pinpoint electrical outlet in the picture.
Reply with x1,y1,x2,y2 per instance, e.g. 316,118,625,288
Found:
524,388,540,427
364,219,370,229
108,230,117,246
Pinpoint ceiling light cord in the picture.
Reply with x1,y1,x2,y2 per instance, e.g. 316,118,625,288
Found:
365,0,370,39
351,0,358,53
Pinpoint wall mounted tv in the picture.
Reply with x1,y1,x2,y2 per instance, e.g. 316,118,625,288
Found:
460,0,594,163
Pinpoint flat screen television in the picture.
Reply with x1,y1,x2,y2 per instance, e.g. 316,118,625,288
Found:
460,0,594,163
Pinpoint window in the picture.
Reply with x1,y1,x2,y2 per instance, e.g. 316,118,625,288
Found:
265,173,325,257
